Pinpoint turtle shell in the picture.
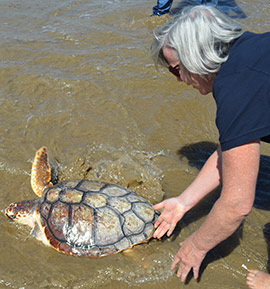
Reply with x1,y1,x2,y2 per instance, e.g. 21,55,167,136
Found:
36,180,159,257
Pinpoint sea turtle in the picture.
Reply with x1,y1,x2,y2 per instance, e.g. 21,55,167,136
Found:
5,147,159,257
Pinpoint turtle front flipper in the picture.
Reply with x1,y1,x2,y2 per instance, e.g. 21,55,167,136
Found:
31,147,53,197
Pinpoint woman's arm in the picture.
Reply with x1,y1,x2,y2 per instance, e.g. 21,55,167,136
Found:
153,146,223,238
178,145,223,210
172,140,260,282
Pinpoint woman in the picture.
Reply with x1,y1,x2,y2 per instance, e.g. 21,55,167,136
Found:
150,5,270,289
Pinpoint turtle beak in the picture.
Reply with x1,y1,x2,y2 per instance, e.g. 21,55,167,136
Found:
5,203,17,220
5,213,16,220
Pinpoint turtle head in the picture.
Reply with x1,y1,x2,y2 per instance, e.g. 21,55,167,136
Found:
5,200,37,228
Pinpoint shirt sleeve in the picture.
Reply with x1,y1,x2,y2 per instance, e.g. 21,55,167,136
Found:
213,68,270,151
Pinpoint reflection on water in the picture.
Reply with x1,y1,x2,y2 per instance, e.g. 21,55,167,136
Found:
1,0,270,288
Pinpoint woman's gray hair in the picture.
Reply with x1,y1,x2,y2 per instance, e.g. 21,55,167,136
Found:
151,5,243,77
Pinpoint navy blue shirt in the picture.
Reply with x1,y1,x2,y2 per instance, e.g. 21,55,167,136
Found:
213,31,270,151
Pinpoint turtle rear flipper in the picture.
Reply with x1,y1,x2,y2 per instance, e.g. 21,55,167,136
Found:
31,147,53,197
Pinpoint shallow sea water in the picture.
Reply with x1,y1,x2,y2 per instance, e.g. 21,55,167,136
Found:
0,0,270,288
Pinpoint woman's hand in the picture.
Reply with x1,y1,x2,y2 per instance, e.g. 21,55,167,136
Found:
152,148,222,240
152,197,187,239
171,235,207,283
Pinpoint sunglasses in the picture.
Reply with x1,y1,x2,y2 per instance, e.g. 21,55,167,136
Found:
168,64,181,78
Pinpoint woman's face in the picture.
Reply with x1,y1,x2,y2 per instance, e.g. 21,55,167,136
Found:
163,45,215,95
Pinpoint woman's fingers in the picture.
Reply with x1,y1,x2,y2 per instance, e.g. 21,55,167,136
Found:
153,221,170,239
152,201,165,211
154,214,165,228
171,253,181,270
193,266,200,280
167,223,176,237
